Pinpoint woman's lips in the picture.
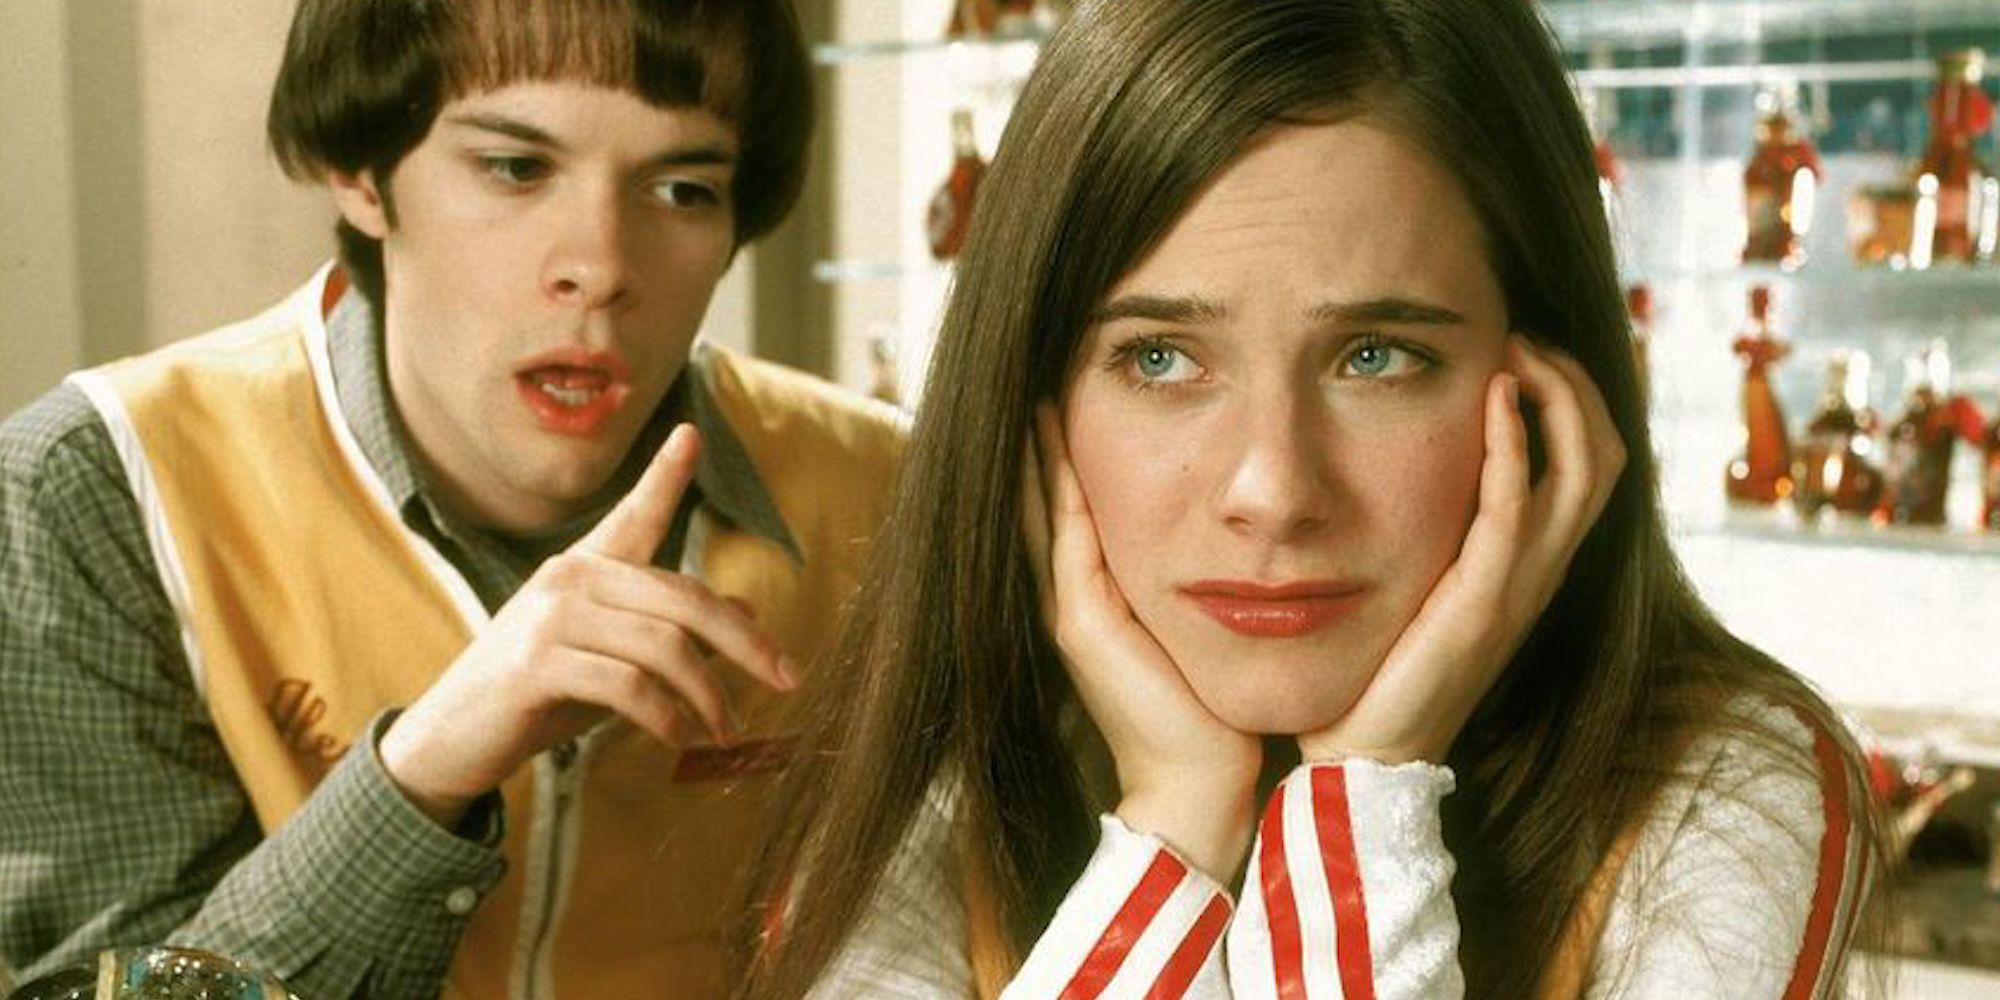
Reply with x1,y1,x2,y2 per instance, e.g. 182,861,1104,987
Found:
1180,580,1368,638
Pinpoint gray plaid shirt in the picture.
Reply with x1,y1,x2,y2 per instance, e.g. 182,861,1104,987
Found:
0,279,799,998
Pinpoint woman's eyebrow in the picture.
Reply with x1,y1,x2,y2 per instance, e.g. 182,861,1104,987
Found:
1089,294,1229,326
1309,297,1466,326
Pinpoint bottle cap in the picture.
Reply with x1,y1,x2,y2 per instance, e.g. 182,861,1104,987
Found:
1625,284,1653,322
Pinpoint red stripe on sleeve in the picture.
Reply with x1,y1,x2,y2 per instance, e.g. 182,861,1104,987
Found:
1312,766,1379,1000
1145,894,1231,1000
1058,851,1188,1000
1259,783,1309,1000
1781,721,1856,1000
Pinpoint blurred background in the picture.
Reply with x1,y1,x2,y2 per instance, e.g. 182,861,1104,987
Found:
3,0,1998,994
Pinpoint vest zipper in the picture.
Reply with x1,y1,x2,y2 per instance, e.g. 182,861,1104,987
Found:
518,735,589,1000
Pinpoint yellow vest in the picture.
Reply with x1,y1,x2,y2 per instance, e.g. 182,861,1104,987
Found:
71,267,904,999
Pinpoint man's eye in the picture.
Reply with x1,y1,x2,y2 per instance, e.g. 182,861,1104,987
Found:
481,155,549,186
655,179,721,208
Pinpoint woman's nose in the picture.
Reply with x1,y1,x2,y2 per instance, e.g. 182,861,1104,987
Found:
1212,392,1336,541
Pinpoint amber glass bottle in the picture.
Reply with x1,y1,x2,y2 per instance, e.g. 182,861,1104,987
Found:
927,110,987,260
1793,350,1882,520
1918,49,1995,264
944,0,1000,38
1725,286,1794,505
1742,86,1824,270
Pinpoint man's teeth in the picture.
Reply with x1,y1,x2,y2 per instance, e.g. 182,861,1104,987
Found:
538,382,601,407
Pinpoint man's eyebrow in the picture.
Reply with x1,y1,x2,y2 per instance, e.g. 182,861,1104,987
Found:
444,112,738,167
447,112,563,148
1308,297,1467,326
1090,294,1229,326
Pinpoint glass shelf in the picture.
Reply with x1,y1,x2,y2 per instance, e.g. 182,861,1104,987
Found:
1632,260,2000,290
812,259,950,284
813,32,1045,67
1678,504,2000,557
1854,704,2000,768
1543,0,2000,48
1572,58,1937,91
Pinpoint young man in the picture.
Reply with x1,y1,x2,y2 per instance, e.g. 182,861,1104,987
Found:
0,2,902,997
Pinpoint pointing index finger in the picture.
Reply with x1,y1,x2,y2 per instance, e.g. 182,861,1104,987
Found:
577,423,701,564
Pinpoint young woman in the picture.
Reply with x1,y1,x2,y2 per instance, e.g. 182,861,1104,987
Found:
737,0,1884,997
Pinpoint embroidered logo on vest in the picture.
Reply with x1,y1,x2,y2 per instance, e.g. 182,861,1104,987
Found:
267,679,351,763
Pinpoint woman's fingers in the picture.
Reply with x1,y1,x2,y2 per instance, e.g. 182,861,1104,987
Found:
1021,416,1057,621
1508,337,1626,567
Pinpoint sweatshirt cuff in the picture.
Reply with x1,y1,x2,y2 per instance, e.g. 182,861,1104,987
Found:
1002,815,1232,999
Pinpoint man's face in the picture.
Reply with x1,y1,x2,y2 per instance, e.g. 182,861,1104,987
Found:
334,81,738,531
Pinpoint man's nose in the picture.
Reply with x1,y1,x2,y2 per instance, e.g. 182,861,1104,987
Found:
542,188,631,309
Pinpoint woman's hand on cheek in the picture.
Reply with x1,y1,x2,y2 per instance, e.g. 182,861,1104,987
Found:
1026,404,1262,878
1297,336,1627,766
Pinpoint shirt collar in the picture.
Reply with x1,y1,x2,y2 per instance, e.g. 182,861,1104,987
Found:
322,278,801,567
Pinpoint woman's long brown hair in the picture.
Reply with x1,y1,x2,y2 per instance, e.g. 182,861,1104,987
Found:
735,1,1886,996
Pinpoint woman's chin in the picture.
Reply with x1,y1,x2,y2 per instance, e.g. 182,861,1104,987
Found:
1193,679,1364,737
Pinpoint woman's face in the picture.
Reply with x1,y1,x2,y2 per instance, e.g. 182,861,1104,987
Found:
1062,119,1510,734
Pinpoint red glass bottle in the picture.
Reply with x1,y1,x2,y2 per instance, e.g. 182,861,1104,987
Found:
1984,402,2000,531
927,110,987,260
1875,342,1987,526
1792,349,1882,521
1725,286,1794,505
1742,85,1824,270
1918,49,1995,264
1625,283,1652,404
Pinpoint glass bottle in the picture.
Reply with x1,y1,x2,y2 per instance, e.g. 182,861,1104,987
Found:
1724,286,1794,505
1984,389,2000,531
1625,283,1652,404
994,0,1039,36
927,109,987,260
1875,341,1985,527
867,331,902,408
944,0,1001,39
6,947,301,1000
1792,349,1883,521
1918,49,1996,264
1742,83,1824,270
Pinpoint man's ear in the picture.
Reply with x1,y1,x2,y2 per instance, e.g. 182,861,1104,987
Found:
328,169,390,239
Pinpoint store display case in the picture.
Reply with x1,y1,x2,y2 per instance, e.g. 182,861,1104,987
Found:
808,0,2000,982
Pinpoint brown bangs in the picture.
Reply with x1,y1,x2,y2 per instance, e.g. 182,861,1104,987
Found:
440,0,749,119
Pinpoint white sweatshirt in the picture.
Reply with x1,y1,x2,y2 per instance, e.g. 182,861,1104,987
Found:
806,702,1866,1000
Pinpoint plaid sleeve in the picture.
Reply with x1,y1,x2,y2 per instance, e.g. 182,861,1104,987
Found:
0,386,505,999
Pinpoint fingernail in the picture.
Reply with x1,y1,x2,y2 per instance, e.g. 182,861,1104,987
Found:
1505,374,1521,410
664,424,693,459
777,655,802,691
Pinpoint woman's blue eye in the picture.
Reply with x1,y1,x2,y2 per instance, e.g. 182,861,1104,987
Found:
1343,339,1426,379
1350,343,1394,376
1136,344,1181,379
